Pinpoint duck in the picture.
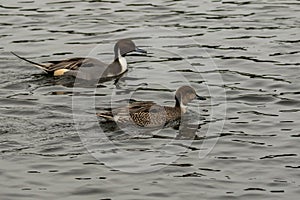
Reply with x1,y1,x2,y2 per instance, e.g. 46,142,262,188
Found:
97,86,206,128
11,39,147,81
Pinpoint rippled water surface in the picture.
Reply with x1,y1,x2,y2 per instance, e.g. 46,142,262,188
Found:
1,0,300,199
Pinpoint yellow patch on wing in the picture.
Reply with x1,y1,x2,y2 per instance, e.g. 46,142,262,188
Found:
54,69,70,76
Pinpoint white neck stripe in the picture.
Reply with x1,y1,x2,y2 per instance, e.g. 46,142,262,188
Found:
118,56,127,74
180,102,187,113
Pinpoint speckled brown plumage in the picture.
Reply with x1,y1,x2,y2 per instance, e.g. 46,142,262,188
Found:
97,86,206,128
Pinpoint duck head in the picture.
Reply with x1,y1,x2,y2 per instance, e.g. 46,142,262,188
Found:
175,86,206,113
114,39,147,59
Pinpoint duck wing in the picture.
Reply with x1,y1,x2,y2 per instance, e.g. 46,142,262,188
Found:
46,57,114,80
127,101,157,113
127,102,169,127
97,101,156,121
44,57,107,72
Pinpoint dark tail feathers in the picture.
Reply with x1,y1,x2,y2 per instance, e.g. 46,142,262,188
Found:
11,52,48,71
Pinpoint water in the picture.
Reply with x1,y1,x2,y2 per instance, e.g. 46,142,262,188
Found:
1,0,300,199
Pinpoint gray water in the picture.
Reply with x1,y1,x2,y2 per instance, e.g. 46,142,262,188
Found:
1,0,300,199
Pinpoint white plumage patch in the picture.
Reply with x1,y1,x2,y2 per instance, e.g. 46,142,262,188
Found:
180,102,187,113
118,56,127,74
113,115,120,122
117,48,127,74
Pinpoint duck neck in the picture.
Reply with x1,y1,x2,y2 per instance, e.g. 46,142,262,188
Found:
175,97,187,113
104,56,127,78
114,48,127,74
175,97,180,108
116,56,127,74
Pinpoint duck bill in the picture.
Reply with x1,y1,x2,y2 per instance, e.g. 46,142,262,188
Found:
196,94,206,100
135,47,147,54
125,47,147,56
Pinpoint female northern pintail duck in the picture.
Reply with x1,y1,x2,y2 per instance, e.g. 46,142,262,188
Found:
11,39,146,81
97,86,206,127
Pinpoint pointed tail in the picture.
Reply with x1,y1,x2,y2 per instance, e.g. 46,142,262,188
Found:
11,52,48,72
96,113,115,121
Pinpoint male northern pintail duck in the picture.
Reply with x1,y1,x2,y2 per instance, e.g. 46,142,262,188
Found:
11,39,147,81
97,86,206,127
